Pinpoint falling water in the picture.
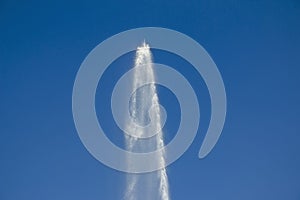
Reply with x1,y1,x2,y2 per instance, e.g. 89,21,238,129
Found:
123,42,170,200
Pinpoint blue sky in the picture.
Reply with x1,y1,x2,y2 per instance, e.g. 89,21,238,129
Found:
1,0,300,199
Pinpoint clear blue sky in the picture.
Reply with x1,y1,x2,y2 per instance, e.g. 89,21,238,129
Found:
1,0,300,199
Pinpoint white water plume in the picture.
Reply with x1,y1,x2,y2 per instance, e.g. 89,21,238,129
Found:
124,42,170,200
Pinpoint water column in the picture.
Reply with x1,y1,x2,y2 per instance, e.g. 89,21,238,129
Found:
124,42,170,200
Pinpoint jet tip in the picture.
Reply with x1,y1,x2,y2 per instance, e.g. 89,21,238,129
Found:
137,40,150,51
